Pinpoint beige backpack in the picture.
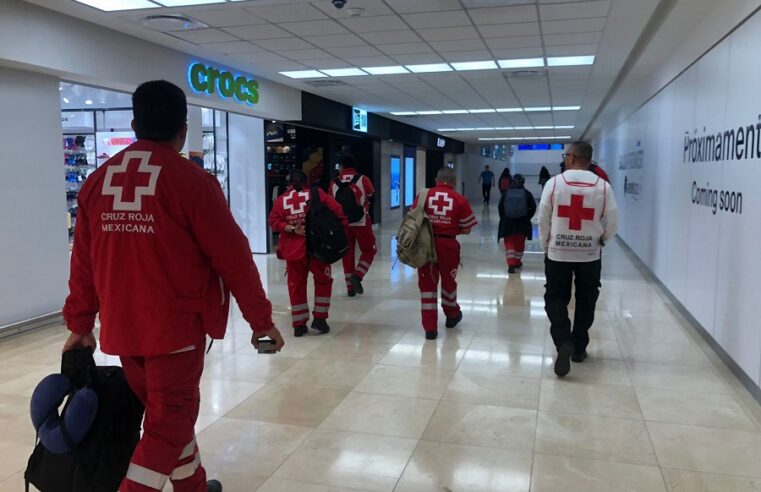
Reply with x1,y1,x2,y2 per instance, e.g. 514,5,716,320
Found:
396,188,437,268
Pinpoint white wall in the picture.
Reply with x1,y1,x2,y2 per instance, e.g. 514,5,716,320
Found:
593,10,761,391
0,67,69,326
228,114,267,254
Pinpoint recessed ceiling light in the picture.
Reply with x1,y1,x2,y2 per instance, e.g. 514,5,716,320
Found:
416,110,442,115
553,106,581,111
154,0,226,5
469,109,495,114
496,108,522,113
405,63,453,73
524,107,551,112
390,111,417,116
494,127,514,130
62,97,70,104
514,126,533,130
534,126,554,130
508,137,525,141
451,60,498,71
84,99,93,105
478,138,495,141
74,0,159,10
442,109,469,114
498,58,545,69
547,55,595,67
475,127,494,131
320,68,367,77
555,125,575,129
362,66,409,75
280,70,328,79
437,128,457,132
456,128,476,131
539,136,557,140
556,136,572,139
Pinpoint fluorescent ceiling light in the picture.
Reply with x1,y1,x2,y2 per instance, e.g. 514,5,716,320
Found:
494,127,514,130
498,58,545,69
514,126,533,130
547,55,595,67
362,66,409,75
553,106,581,111
84,99,93,105
534,126,553,130
390,111,417,116
320,68,367,77
405,63,453,73
154,0,225,5
75,0,159,10
496,107,522,113
455,128,476,131
469,109,495,114
525,107,551,112
442,109,469,114
556,136,572,139
416,110,442,115
438,128,457,132
451,60,498,71
539,136,557,140
555,125,575,129
475,127,495,131
508,137,525,141
479,138,495,141
280,70,327,79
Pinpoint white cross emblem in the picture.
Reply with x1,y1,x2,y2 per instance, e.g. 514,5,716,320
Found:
102,151,161,211
284,190,310,215
428,191,454,216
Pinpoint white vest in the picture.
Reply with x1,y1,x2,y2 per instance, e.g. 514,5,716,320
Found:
547,171,610,262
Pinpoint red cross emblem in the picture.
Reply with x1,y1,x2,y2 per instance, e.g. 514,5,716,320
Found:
284,190,309,215
102,151,161,211
557,194,595,231
428,191,453,216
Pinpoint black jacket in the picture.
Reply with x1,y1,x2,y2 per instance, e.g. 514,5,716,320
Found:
497,187,537,240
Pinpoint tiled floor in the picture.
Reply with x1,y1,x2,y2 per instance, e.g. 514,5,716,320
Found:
3,206,761,491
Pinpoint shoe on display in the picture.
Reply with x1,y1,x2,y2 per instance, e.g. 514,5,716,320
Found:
349,274,364,295
571,351,588,363
347,290,356,298
508,266,516,274
425,330,438,340
554,342,574,377
311,318,330,334
294,325,308,337
445,311,463,329
207,479,223,492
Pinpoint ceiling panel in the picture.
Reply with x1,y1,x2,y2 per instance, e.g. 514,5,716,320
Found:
405,11,472,29
417,26,480,42
544,44,599,56
344,55,397,66
485,36,543,50
189,8,266,28
339,14,409,33
313,0,394,18
171,28,237,44
204,41,264,54
442,50,495,62
359,30,422,44
429,39,487,52
378,43,433,55
386,0,463,13
280,48,331,60
224,24,291,40
541,17,607,34
302,57,350,68
391,53,444,64
543,32,602,46
244,3,328,23
280,19,349,36
539,0,611,21
328,45,384,57
305,33,367,47
478,23,541,39
254,37,315,51
235,51,289,64
490,47,545,59
468,5,538,25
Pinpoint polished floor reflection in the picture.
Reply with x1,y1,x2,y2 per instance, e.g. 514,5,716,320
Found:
3,206,761,491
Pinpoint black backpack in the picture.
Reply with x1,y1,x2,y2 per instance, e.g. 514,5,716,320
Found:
25,349,144,492
306,185,349,264
334,175,365,223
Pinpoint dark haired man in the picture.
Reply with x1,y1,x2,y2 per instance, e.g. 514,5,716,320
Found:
330,154,376,296
539,141,618,377
62,80,284,492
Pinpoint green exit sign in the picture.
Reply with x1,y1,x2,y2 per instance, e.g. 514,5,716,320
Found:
188,62,260,106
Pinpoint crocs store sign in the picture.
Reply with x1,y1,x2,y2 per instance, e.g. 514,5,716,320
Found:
188,62,260,106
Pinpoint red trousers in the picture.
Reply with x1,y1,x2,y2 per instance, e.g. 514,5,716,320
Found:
418,238,461,332
120,346,206,492
504,234,526,267
342,224,377,292
287,257,332,327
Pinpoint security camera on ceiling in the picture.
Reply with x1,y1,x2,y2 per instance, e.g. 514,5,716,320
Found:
332,0,347,9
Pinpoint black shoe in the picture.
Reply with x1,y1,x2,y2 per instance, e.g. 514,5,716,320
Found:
294,325,308,337
207,479,223,492
311,318,330,334
347,290,356,297
554,342,574,377
571,351,588,363
508,266,516,274
445,311,463,329
425,330,438,340
349,274,364,295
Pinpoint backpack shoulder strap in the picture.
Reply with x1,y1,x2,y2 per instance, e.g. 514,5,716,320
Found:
415,188,430,211
310,185,322,207
350,174,361,184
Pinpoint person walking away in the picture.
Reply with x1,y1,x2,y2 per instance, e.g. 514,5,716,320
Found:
539,166,551,189
270,169,349,337
588,161,610,182
330,155,376,297
498,174,536,274
538,141,618,377
498,168,511,193
478,165,495,205
415,167,477,340
62,80,285,492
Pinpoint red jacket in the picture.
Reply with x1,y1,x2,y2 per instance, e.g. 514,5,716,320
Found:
414,184,478,235
269,186,349,261
589,163,609,182
63,140,274,356
329,168,374,226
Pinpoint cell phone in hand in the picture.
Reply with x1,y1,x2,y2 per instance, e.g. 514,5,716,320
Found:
257,338,277,354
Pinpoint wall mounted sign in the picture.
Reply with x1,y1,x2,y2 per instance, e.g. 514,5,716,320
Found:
352,107,368,133
188,62,260,106
436,137,446,148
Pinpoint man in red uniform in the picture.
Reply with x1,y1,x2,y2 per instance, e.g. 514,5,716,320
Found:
61,81,284,492
269,170,349,336
329,155,376,297
415,167,477,340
